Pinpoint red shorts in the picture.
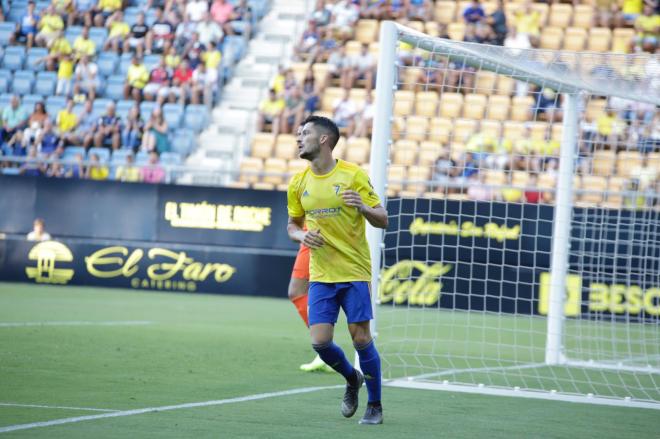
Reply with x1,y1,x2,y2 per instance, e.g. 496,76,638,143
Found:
291,244,310,280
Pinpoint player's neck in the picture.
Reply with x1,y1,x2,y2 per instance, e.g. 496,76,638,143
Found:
309,152,337,176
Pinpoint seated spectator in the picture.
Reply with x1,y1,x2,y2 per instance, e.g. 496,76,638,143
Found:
327,46,352,89
74,55,100,101
347,44,375,91
620,0,644,26
47,160,66,177
124,55,150,101
281,86,305,134
197,13,224,47
633,4,659,53
596,109,625,149
463,0,485,29
524,173,542,204
174,14,197,51
202,40,223,74
20,102,49,151
115,154,141,182
486,0,507,46
227,0,253,37
387,0,407,20
295,21,321,61
85,153,109,180
93,0,122,27
27,218,52,242
330,0,359,41
56,99,78,145
354,91,374,138
191,63,217,107
513,1,540,47
432,150,457,189
149,7,175,54
144,58,172,104
171,59,193,105
141,151,166,183
56,53,74,96
360,0,388,20
12,1,39,49
36,119,63,158
310,0,332,27
72,26,96,60
35,4,65,48
86,102,121,150
332,89,357,137
184,32,207,70
256,89,285,135
1,96,29,145
38,32,72,72
165,45,182,70
128,12,150,55
210,0,234,34
72,0,97,27
142,108,170,154
408,0,432,22
534,88,562,122
501,184,523,203
103,10,130,53
65,152,85,178
596,0,619,28
455,152,479,186
187,0,209,23
70,100,95,145
302,69,320,115
121,106,144,152
467,173,493,201
20,147,46,177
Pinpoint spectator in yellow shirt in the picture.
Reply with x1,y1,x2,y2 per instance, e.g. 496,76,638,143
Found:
634,4,659,52
35,4,64,47
620,0,643,25
596,109,624,148
202,41,223,70
256,89,285,136
56,99,78,145
55,54,74,96
514,1,540,46
114,154,142,182
124,55,150,101
86,153,110,180
93,0,122,27
104,10,130,53
73,26,96,60
38,33,72,71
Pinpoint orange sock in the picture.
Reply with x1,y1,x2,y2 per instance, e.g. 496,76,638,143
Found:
291,294,309,327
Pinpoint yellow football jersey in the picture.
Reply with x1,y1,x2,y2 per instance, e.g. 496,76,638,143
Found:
287,159,380,283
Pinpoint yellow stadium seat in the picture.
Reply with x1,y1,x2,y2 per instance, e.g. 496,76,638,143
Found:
407,166,432,192
503,121,525,142
252,182,275,190
345,137,370,164
463,94,487,119
592,150,616,176
529,122,549,140
511,96,534,121
605,176,626,206
485,169,506,186
226,181,250,189
321,87,345,112
512,171,529,188
588,27,612,52
355,19,378,44
393,140,418,166
647,152,660,172
407,21,425,33
394,90,415,116
439,92,464,118
402,67,422,90
387,166,407,193
475,71,497,94
540,27,563,50
551,124,563,141
430,117,453,144
585,99,607,123
290,62,309,83
563,27,587,51
312,63,331,86
496,75,515,96
415,91,439,117
345,40,363,57
349,88,367,110
487,95,511,121
251,133,275,159
456,1,472,21
288,159,308,175
447,22,466,41
617,151,643,178
549,3,572,27
480,120,502,139
333,136,347,160
418,141,444,166
612,28,635,53
239,157,263,184
263,158,287,185
453,118,478,143
405,116,430,142
275,134,297,159
573,5,594,29
368,42,379,58
425,22,440,38
435,1,457,24
580,175,607,204
531,2,549,24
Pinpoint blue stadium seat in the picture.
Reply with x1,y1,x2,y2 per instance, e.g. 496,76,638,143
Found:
25,47,48,72
160,151,182,165
92,98,113,113
34,71,56,96
104,81,124,101
136,151,150,165
1,167,20,175
11,70,35,95
0,75,9,94
0,93,12,109
145,9,157,26
62,146,86,160
117,55,132,76
171,129,195,156
65,25,83,46
111,149,133,164
8,7,26,24
97,51,119,77
183,105,209,133
162,103,183,130
116,99,136,120
0,69,11,80
143,54,160,72
89,27,108,49
0,21,15,46
124,6,140,26
139,101,157,121
88,147,110,163
46,95,66,117
21,94,43,111
35,0,49,14
2,47,25,71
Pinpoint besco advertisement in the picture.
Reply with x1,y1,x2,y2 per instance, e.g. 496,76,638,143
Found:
379,198,660,321
1,238,294,297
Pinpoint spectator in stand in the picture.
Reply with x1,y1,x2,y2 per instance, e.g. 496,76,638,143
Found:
72,26,96,60
309,0,331,28
86,102,121,150
463,0,486,31
103,10,130,53
455,152,479,187
149,6,175,54
620,0,644,26
202,40,223,75
143,57,172,104
115,154,141,182
53,0,74,23
47,160,66,177
197,12,224,47
74,55,99,101
354,91,374,138
72,0,96,27
20,101,49,152
513,1,540,47
65,152,85,178
387,0,407,20
595,0,619,28
408,0,432,22
295,21,321,61
1,96,29,145
174,13,197,50
227,0,253,37
534,87,562,122
281,86,305,134
36,119,63,158
128,12,150,55
467,173,493,201
172,59,193,105
302,69,320,115
634,3,659,52
35,4,65,48
93,0,122,27
70,100,95,145
141,151,166,183
122,106,144,152
142,108,170,154
38,32,72,72
360,0,388,20
191,62,217,106
433,149,456,190
12,1,39,49
27,218,52,241
85,153,109,180
124,55,150,101
165,44,182,70
256,88,285,135
524,173,542,204
347,44,375,91
20,148,46,177
187,0,209,23
330,0,359,41
210,0,235,34
56,99,78,145
184,31,206,69
327,45,352,89
487,0,507,46
55,53,74,96
596,108,625,149
332,89,357,138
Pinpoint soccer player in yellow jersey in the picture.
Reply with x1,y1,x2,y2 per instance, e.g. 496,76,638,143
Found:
287,116,388,425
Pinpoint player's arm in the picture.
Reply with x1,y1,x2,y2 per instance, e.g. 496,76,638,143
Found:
287,216,324,248
341,193,388,229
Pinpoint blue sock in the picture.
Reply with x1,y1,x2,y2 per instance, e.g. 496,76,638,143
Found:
313,342,356,383
355,339,381,404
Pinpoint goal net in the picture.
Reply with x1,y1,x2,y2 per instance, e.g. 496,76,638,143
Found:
367,22,660,409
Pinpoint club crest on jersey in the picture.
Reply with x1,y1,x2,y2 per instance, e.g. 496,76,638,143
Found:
302,190,310,197
333,184,341,195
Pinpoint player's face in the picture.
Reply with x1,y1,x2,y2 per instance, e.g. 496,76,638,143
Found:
296,125,304,154
299,123,321,160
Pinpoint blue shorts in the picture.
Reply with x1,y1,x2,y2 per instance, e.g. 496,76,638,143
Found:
308,281,373,325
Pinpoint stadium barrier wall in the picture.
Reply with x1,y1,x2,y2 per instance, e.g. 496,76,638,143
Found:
382,198,660,321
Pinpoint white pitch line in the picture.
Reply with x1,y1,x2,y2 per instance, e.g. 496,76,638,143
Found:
0,321,153,328
0,403,119,413
0,385,342,434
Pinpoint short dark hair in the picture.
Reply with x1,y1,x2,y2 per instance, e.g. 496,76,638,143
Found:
304,115,340,150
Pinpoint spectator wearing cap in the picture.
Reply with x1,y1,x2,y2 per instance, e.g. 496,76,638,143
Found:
124,55,150,102
183,32,206,69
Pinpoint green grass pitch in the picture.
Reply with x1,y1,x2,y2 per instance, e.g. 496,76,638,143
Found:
0,282,657,438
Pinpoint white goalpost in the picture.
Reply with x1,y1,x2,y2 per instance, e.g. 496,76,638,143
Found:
367,21,660,409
